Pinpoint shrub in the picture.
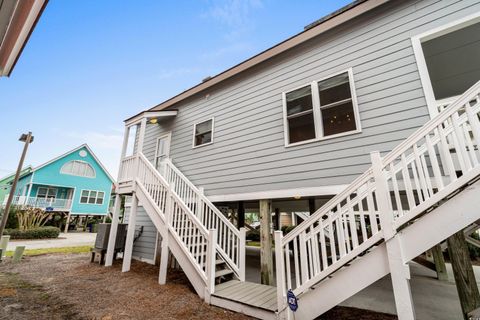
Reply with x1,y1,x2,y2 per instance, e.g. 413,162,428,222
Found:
17,207,53,230
246,229,260,241
0,205,21,229
4,226,60,239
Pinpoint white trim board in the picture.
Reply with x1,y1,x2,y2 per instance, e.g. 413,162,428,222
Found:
207,184,348,202
1,0,47,76
125,110,178,127
411,11,480,119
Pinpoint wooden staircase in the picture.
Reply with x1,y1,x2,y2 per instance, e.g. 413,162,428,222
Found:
113,81,480,320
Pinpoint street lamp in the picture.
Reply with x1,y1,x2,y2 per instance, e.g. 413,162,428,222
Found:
0,132,34,236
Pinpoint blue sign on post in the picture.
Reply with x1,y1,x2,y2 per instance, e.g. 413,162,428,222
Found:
287,289,298,312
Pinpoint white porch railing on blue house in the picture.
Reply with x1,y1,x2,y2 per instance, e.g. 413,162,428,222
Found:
3,195,72,211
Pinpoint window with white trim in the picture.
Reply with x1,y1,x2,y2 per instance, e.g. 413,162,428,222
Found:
193,118,214,147
283,70,360,145
80,190,105,205
60,160,96,178
37,187,57,200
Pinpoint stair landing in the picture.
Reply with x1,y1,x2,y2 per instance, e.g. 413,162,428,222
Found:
211,280,277,319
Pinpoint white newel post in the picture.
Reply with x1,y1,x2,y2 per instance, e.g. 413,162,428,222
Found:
137,118,147,154
197,187,204,221
205,228,217,303
239,227,246,282
371,151,415,320
105,194,122,266
158,185,172,285
122,192,138,272
274,231,286,317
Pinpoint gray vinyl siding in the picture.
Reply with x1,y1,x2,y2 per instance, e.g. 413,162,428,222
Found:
138,0,480,197
124,205,157,263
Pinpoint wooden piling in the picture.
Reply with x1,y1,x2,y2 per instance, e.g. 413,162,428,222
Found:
259,199,273,285
447,231,480,319
431,244,448,281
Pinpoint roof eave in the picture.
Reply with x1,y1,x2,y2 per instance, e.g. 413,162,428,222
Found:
128,0,389,118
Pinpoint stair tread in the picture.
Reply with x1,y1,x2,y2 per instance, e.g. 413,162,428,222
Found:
215,269,234,277
213,280,277,311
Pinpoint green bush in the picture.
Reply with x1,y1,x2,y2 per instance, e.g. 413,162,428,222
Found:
0,205,21,229
246,229,260,241
4,226,60,239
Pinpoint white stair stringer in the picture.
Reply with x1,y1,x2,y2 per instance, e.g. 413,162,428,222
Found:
287,177,480,319
135,181,208,299
131,154,216,300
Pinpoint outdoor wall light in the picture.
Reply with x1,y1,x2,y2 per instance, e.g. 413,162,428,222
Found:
149,118,158,124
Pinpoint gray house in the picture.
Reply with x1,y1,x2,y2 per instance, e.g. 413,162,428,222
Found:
105,1,480,319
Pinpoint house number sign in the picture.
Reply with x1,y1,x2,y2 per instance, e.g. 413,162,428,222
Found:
287,289,298,312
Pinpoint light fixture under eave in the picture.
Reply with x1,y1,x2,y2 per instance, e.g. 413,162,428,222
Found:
149,118,158,124
294,195,301,200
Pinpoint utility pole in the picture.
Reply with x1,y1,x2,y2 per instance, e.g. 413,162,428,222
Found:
0,132,34,236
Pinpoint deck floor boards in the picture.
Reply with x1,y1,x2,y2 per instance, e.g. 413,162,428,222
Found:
213,280,278,312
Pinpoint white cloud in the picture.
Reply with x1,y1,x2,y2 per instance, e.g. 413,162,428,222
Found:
200,0,263,61
203,0,263,29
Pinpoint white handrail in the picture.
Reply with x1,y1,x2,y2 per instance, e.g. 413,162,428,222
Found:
163,158,245,281
136,153,212,283
276,80,480,310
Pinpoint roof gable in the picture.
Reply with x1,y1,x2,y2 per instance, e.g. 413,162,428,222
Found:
32,144,115,183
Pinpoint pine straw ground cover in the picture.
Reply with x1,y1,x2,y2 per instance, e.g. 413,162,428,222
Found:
0,253,397,320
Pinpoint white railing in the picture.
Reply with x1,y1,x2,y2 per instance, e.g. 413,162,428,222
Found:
3,195,72,210
136,153,216,291
437,95,460,113
275,81,480,311
163,158,246,281
119,155,137,183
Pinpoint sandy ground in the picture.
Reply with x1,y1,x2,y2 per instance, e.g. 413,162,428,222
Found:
0,253,397,320
0,253,249,320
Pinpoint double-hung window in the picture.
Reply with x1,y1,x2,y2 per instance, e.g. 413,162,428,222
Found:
283,69,360,146
80,190,105,205
193,118,214,148
37,187,57,200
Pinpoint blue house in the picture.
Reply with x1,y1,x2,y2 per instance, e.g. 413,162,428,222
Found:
4,144,115,224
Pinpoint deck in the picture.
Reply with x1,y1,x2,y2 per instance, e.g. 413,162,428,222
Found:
212,280,278,312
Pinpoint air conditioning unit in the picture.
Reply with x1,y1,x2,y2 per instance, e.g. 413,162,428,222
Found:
95,223,127,251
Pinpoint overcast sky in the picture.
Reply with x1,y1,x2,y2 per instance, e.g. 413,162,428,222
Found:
0,0,351,178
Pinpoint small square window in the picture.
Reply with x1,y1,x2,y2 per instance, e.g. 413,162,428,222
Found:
193,119,214,147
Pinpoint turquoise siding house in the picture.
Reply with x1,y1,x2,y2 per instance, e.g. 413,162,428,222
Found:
4,144,114,217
